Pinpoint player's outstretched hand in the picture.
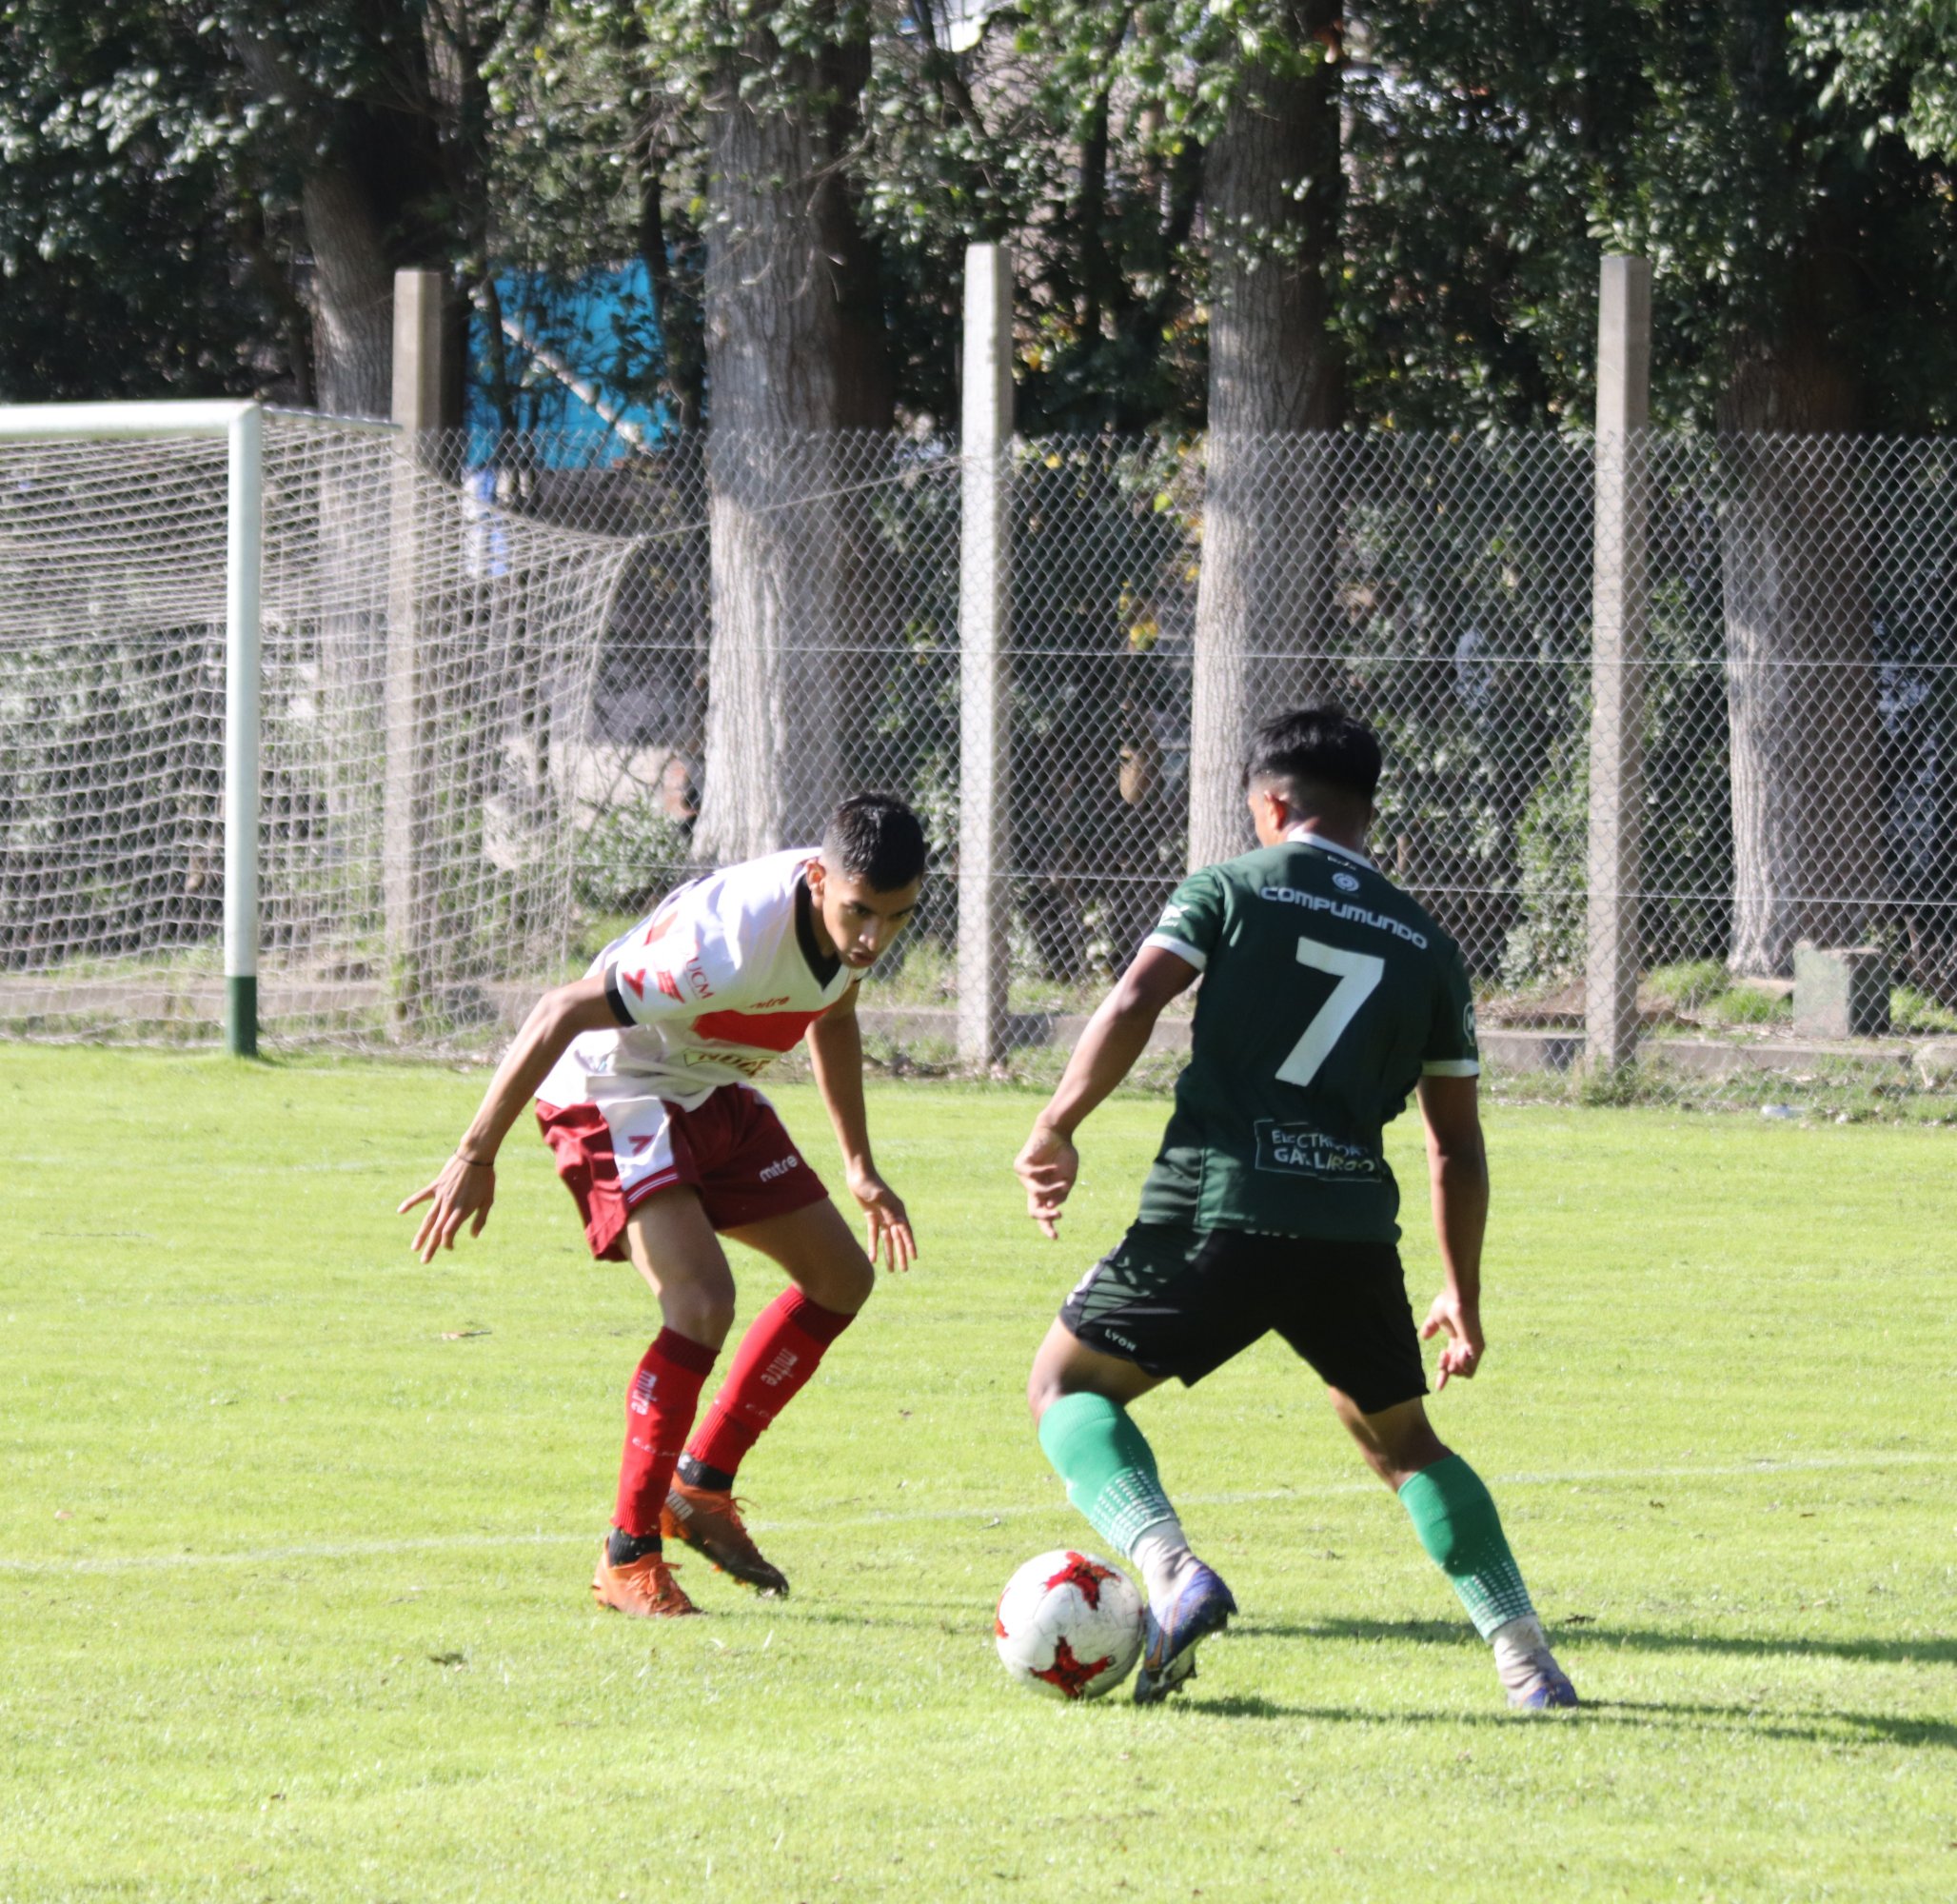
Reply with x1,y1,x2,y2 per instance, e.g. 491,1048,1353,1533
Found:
849,1168,917,1273
1014,1121,1078,1240
1420,1288,1484,1389
397,1154,496,1263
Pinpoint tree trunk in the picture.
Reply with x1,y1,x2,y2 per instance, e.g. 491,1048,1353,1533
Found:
301,167,398,420
639,154,706,436
1718,342,1882,975
1707,0,1886,975
1188,4,1345,870
695,15,891,860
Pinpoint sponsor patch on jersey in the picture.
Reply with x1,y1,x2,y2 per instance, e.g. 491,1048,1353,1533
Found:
1333,869,1361,893
682,958,712,1000
682,1047,773,1077
1259,883,1430,948
1253,1120,1381,1180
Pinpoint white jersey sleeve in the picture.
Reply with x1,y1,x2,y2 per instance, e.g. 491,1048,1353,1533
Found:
540,848,843,1114
603,879,751,1026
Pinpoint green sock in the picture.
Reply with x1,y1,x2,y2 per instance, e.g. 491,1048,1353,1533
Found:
1397,1453,1536,1638
1037,1392,1177,1557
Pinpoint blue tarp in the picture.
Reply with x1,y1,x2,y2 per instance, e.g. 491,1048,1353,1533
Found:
465,261,669,466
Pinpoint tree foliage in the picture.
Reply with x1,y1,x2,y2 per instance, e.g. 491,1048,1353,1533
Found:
4,5,1957,430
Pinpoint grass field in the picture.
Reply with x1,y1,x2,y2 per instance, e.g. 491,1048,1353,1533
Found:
3,1049,1955,1903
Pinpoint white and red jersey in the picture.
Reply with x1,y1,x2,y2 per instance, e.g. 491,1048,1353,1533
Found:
539,848,854,1113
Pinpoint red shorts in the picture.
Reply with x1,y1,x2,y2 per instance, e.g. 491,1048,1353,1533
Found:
535,1084,829,1260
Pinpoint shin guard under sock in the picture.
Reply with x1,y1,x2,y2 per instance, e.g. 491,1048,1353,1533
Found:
1037,1391,1178,1557
613,1327,718,1538
684,1290,856,1479
1397,1453,1536,1638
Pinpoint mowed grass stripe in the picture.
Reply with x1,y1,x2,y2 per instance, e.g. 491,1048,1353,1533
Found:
2,1048,1954,1904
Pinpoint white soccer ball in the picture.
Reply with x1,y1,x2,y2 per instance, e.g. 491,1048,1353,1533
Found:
994,1549,1145,1701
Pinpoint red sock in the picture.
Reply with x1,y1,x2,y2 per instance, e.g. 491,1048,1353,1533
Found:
684,1291,857,1479
613,1328,719,1537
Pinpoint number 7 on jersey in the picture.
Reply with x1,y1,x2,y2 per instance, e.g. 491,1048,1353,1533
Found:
1275,936,1387,1088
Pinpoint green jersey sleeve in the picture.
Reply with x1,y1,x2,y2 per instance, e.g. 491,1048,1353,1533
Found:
1142,867,1228,971
1424,941,1481,1077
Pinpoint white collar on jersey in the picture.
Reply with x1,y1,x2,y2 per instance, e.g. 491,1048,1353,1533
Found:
1282,825,1374,869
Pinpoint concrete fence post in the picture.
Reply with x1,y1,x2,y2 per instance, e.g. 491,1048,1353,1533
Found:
958,243,1015,1065
1586,254,1653,1072
385,268,447,1031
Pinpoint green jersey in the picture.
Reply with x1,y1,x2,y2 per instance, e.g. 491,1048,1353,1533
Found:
1136,832,1479,1242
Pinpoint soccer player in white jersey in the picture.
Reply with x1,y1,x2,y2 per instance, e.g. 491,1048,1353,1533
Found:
400,795,926,1616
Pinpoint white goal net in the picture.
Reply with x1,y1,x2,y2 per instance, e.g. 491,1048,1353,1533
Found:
0,408,637,1050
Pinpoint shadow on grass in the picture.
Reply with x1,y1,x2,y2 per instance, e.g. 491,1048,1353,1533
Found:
1600,1699,1957,1751
1175,1692,1957,1750
1277,1613,1957,1669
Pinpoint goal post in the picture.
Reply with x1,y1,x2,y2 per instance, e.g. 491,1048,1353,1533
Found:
0,401,271,1055
224,404,264,1057
0,400,636,1056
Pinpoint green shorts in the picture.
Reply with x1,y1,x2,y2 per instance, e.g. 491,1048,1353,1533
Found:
1058,1222,1428,1416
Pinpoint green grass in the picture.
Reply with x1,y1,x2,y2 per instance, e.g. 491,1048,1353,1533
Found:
3,1050,1955,1903
1892,985,1957,1037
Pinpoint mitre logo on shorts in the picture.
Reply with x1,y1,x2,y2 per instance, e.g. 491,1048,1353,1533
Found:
758,1347,801,1388
751,996,789,1011
629,1367,658,1415
758,1152,801,1182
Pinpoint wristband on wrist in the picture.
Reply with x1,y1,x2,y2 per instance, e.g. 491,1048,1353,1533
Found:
455,1148,494,1168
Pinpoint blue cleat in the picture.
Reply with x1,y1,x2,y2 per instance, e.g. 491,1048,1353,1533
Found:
1133,1559,1237,1705
1506,1656,1580,1710
1492,1615,1579,1711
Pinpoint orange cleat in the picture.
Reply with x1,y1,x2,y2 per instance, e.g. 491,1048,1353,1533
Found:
661,1481,790,1597
591,1543,702,1617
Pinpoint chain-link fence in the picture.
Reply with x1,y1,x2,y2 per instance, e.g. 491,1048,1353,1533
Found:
3,418,1953,1111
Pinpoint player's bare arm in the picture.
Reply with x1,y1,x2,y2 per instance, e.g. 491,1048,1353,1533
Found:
1415,1071,1489,1388
806,979,917,1272
1015,944,1198,1240
397,973,620,1262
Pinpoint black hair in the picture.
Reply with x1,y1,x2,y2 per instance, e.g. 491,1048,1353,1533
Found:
1243,704,1382,817
822,793,927,891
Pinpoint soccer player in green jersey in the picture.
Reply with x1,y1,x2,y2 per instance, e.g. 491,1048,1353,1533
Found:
1014,705,1577,1709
